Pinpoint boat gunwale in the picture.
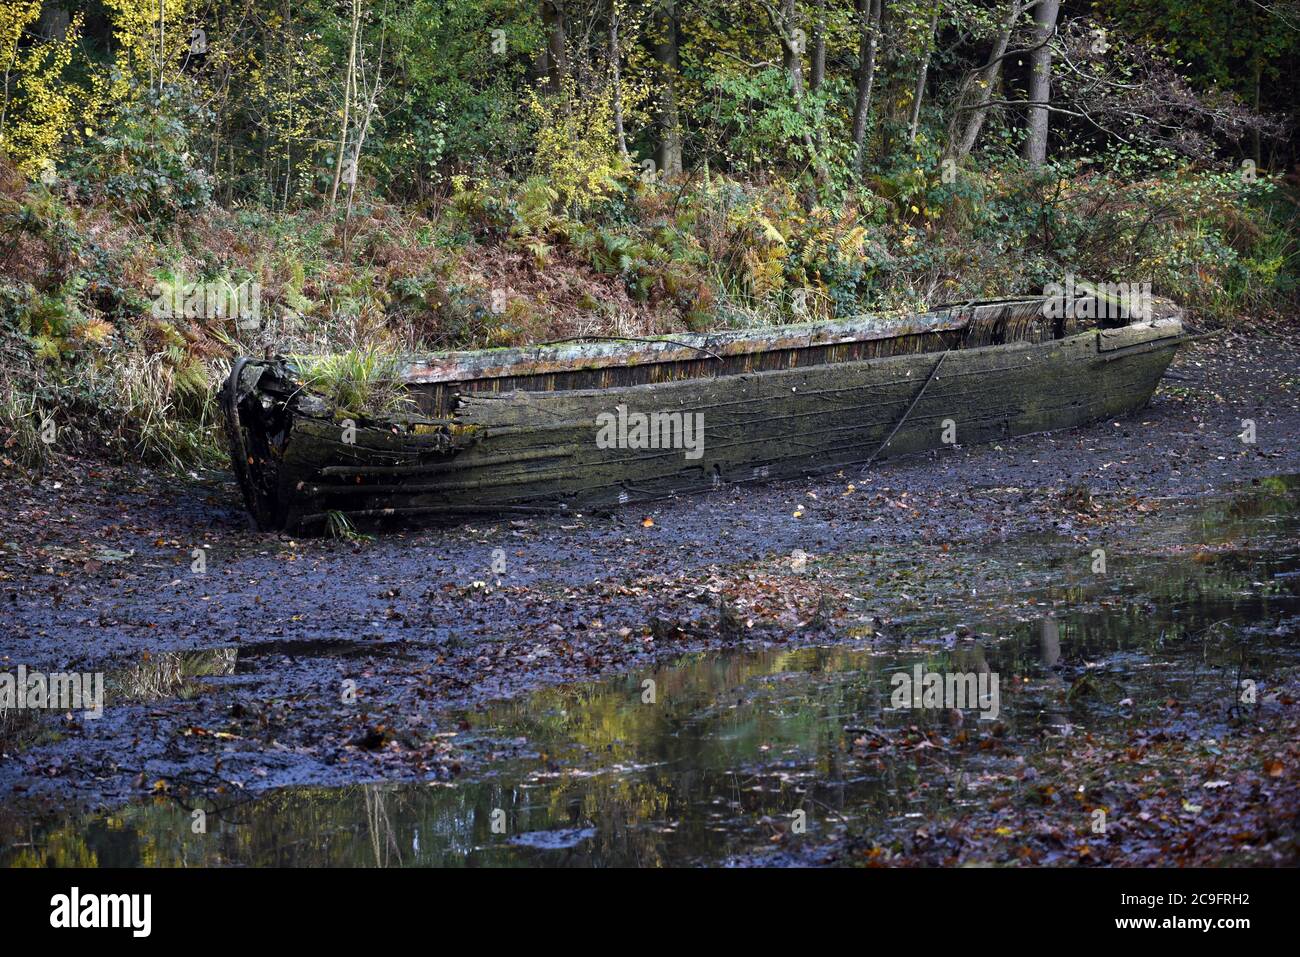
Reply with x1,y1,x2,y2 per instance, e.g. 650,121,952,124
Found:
447,315,1188,408
294,295,1181,389
374,297,1059,386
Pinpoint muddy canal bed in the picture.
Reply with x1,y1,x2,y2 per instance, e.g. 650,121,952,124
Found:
3,476,1297,867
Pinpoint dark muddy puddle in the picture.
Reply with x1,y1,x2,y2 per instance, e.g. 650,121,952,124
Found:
3,478,1298,867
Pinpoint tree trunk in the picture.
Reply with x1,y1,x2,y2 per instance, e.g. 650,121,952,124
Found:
810,0,826,91
952,0,1020,162
1021,0,1058,166
878,0,897,155
0,45,18,148
851,0,882,169
653,0,683,177
767,0,828,186
780,0,805,96
282,0,294,209
610,11,629,158
343,32,384,255
329,0,360,208
542,1,567,94
157,0,166,94
1252,53,1262,166
907,5,940,144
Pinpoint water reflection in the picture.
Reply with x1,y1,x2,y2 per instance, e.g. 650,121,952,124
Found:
110,649,238,702
1040,616,1060,668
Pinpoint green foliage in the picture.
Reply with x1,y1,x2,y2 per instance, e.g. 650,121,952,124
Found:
1094,0,1299,99
706,69,856,193
325,509,371,542
0,3,83,179
377,0,542,194
528,78,630,213
0,372,50,469
66,81,211,225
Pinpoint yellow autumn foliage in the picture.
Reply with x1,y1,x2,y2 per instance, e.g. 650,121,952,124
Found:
528,78,630,212
0,4,82,177
100,0,198,97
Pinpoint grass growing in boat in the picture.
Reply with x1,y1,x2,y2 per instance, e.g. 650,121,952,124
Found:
325,510,371,543
290,350,413,419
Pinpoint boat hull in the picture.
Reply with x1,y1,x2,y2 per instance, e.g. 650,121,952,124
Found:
223,316,1185,534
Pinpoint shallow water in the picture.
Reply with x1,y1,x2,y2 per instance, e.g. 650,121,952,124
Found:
4,477,1298,867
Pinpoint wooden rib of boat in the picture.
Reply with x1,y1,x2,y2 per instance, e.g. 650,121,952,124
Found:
221,294,1187,534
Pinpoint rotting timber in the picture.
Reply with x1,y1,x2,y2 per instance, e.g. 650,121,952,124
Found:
221,295,1187,534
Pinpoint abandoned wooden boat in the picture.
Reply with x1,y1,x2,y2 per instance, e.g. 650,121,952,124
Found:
222,294,1186,534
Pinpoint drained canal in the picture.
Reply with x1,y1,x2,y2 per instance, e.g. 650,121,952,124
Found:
3,477,1298,867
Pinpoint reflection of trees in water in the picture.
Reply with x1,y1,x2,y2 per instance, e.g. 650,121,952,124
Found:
109,648,238,702
1,648,234,757
10,518,1296,869
1198,475,1297,538
1040,616,1061,668
0,805,101,868
364,785,403,867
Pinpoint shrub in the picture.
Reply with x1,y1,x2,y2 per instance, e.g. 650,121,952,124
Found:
66,80,212,226
528,78,630,214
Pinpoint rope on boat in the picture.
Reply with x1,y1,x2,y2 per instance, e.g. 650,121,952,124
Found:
858,348,950,475
859,303,977,475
